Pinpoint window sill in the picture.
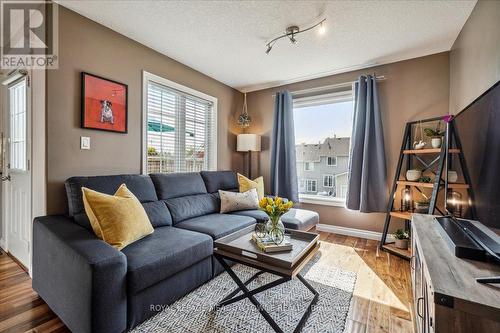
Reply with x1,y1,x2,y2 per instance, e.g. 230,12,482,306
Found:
298,195,346,207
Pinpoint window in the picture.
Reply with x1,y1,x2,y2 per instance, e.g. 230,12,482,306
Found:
304,161,314,171
143,72,217,174
9,79,27,171
304,179,317,192
327,156,337,166
294,88,354,205
323,175,334,188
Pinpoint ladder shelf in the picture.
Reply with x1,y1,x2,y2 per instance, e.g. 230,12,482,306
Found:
380,117,476,260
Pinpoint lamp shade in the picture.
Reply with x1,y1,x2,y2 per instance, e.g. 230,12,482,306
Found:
237,134,261,152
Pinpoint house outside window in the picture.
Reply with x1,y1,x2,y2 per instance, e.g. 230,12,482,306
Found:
293,88,354,206
327,156,337,166
142,71,217,174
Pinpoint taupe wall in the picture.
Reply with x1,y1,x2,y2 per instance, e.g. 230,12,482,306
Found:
245,53,450,232
47,7,243,214
449,0,500,114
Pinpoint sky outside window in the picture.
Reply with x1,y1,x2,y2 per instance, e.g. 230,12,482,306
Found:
293,101,354,143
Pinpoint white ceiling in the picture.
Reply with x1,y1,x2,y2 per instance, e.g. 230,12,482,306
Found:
56,0,476,92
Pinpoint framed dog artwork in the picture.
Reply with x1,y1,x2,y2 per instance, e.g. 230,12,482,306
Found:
81,72,128,133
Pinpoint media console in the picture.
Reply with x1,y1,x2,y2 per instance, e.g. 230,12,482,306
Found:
411,214,500,333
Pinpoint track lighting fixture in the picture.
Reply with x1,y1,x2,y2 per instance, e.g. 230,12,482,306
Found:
265,18,326,54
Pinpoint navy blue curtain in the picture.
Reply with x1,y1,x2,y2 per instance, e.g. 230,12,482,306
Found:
270,91,299,202
346,75,388,212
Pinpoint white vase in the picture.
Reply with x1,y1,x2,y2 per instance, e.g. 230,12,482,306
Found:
431,137,442,148
448,171,458,183
406,169,422,181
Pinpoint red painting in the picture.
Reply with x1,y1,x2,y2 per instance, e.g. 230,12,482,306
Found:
81,72,128,133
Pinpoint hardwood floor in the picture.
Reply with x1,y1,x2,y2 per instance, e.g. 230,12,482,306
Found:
0,232,413,333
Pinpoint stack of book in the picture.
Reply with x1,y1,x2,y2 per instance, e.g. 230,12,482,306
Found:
251,233,293,253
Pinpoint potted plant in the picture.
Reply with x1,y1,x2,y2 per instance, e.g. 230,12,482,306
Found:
147,146,159,156
393,229,410,249
424,122,445,148
414,199,430,213
258,196,293,244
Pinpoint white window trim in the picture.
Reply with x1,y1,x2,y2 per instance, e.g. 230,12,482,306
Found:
304,179,317,193
326,156,337,167
294,87,353,207
299,194,346,207
322,174,334,188
304,161,314,171
141,71,218,174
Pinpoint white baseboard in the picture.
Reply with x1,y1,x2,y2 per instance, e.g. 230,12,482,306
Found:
0,237,6,251
316,223,395,242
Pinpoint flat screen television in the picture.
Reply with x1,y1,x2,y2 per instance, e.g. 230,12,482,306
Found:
442,80,500,283
454,80,500,231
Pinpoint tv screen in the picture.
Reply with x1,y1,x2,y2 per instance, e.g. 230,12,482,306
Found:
454,81,500,230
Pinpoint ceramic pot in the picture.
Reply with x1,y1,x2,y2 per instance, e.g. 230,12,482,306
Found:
448,170,458,183
395,239,409,249
406,169,422,181
431,137,442,148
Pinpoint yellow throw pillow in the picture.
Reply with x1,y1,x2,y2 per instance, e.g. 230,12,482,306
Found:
82,184,154,250
237,173,265,199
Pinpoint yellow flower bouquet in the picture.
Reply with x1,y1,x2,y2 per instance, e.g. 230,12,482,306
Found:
258,196,294,244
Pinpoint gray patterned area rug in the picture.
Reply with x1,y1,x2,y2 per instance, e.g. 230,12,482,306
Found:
131,255,356,333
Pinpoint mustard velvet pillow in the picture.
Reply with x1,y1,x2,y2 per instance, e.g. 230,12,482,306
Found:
82,184,154,250
237,173,265,199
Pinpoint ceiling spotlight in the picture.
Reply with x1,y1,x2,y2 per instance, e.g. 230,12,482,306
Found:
318,21,326,35
265,18,326,54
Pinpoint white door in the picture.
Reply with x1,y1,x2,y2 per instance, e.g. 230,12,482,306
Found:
5,76,31,268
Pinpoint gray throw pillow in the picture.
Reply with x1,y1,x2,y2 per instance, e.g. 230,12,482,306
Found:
219,188,259,213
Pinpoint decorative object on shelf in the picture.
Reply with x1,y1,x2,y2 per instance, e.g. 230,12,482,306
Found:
424,121,445,148
258,196,293,244
265,18,326,54
393,229,409,249
406,169,422,181
237,93,252,128
447,190,463,217
418,175,432,183
448,170,458,183
81,72,128,133
413,120,426,149
237,134,261,178
413,141,426,149
401,188,412,211
414,199,430,213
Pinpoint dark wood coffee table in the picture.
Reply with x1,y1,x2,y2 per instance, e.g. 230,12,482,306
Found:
213,225,320,333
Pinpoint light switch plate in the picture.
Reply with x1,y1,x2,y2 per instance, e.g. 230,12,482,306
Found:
81,136,90,150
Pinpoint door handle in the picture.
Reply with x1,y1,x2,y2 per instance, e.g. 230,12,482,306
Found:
1,175,11,181
417,297,424,319
410,255,416,270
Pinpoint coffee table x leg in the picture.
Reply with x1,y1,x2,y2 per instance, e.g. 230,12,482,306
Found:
214,255,319,333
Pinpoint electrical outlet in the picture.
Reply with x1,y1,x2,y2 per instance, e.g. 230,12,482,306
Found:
81,136,90,150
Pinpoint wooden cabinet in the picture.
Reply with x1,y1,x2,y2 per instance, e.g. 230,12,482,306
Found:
411,214,500,333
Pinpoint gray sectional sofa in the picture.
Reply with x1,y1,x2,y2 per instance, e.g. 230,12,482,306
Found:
33,171,319,333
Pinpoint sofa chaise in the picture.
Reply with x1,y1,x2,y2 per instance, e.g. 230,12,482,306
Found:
33,171,319,333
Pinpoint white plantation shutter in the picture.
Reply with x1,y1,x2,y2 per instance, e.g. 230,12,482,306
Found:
146,80,216,173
